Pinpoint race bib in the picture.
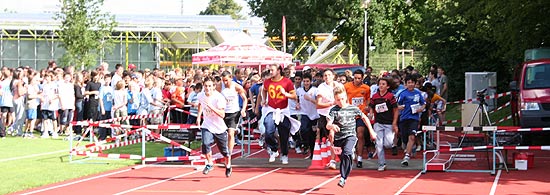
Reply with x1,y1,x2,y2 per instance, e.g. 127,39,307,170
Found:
411,103,421,114
351,97,364,106
375,102,389,113
106,93,113,102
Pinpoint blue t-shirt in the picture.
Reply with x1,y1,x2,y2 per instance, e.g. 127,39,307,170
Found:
127,90,137,114
99,86,114,112
397,88,425,121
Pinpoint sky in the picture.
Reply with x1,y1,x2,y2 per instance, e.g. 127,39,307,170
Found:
0,0,252,16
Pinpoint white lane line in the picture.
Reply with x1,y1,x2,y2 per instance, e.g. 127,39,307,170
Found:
394,171,422,195
208,168,281,195
21,165,145,195
300,174,340,195
0,149,67,163
247,148,265,157
114,170,201,195
489,170,502,195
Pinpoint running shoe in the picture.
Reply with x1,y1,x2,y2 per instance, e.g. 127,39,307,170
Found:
203,164,213,175
378,164,387,171
401,155,410,167
327,160,337,170
337,178,346,188
269,150,279,163
356,161,363,168
225,167,232,177
281,155,289,164
295,147,302,154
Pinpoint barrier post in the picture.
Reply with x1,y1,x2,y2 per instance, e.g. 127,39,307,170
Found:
69,128,73,162
141,128,146,165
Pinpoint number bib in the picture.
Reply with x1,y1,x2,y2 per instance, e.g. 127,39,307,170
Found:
375,102,389,113
351,97,364,106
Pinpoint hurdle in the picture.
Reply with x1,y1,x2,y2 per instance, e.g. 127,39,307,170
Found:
422,126,499,175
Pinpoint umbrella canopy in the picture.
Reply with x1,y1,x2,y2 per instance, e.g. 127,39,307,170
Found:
192,34,292,66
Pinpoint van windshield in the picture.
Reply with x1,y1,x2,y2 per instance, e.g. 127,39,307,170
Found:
524,63,550,89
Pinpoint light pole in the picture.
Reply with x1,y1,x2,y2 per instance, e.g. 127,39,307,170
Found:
362,0,371,68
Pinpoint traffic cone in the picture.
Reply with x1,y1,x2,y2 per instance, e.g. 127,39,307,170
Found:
321,138,329,165
308,140,324,169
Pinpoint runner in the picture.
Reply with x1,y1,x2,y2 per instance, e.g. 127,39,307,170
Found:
369,77,399,171
218,71,248,155
197,76,232,177
326,87,375,188
343,69,371,168
316,68,344,169
397,75,426,166
260,64,297,164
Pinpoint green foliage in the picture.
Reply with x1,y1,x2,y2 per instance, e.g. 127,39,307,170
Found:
248,0,549,101
200,0,245,20
54,0,117,69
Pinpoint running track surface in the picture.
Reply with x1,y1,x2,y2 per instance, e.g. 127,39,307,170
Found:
16,161,550,195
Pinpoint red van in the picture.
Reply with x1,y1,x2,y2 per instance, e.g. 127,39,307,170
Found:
510,48,550,127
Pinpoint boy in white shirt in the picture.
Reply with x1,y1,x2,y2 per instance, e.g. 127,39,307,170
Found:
58,73,75,135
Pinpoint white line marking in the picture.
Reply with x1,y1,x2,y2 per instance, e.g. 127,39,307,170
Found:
0,150,67,163
489,170,502,195
300,174,340,195
207,168,281,195
394,171,422,195
247,149,265,157
20,166,145,195
113,170,201,195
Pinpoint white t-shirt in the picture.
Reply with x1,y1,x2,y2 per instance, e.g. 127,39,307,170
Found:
198,91,228,134
296,86,320,120
113,89,128,109
150,87,163,111
41,82,59,111
221,83,240,113
58,81,75,110
111,74,122,88
316,82,343,116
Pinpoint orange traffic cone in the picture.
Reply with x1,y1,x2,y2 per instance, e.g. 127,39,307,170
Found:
308,140,324,169
320,138,329,165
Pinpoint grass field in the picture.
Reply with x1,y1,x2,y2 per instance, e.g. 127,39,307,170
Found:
0,135,200,195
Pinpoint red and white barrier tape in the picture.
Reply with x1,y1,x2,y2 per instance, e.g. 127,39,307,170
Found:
141,128,192,152
497,127,550,132
495,146,550,150
71,114,163,126
441,119,461,125
143,155,203,162
446,92,511,105
73,122,199,130
493,115,513,125
488,102,511,114
430,145,494,152
429,145,550,153
87,137,151,153
72,151,143,160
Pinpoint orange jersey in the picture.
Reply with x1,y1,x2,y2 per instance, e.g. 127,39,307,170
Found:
344,82,371,114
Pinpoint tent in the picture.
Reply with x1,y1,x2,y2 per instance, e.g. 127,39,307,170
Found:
192,34,292,67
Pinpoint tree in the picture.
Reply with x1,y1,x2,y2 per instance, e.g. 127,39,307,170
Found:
200,0,244,20
54,0,117,69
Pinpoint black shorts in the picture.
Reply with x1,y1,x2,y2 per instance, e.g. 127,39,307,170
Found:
399,119,419,143
60,109,74,125
41,110,57,120
318,115,329,139
223,112,241,130
0,106,13,113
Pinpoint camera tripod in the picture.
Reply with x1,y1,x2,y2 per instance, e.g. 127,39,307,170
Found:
459,89,509,173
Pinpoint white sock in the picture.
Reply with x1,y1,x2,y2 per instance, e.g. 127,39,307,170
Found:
357,156,363,162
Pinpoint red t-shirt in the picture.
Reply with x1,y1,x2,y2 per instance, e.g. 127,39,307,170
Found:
263,77,295,109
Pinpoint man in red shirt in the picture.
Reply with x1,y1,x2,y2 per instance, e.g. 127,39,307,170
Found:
170,78,186,124
260,64,296,164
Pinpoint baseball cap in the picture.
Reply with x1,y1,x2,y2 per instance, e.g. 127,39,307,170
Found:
303,66,311,71
128,64,136,69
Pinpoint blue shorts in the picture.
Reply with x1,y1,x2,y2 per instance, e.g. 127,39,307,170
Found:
26,109,37,120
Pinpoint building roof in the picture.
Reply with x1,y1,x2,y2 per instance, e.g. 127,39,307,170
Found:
0,13,265,48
